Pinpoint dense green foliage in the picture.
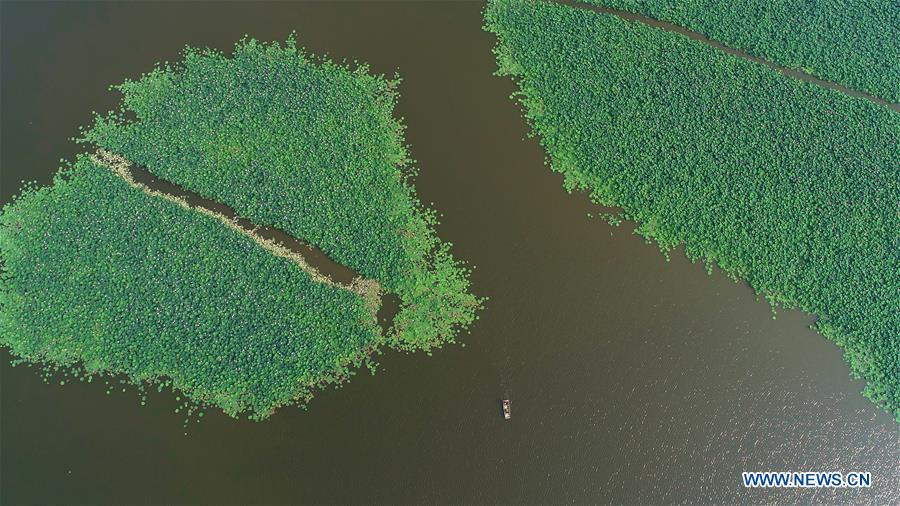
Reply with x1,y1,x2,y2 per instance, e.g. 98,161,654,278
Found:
581,0,900,103
485,0,900,419
81,36,480,350
0,157,380,419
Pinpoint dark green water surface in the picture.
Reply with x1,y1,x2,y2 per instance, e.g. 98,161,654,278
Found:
1,1,897,504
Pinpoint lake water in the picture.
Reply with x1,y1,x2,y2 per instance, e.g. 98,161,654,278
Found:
1,1,897,504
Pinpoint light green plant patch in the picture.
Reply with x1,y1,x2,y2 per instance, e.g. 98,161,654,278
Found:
1,156,382,419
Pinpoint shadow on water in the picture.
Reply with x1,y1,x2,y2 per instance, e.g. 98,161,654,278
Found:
555,0,900,112
376,292,401,335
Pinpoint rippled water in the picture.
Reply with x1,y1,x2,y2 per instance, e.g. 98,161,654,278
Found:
2,1,897,504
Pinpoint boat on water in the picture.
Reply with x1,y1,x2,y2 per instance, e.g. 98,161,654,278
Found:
502,399,511,420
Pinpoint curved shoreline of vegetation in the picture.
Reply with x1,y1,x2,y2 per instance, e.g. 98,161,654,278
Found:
577,0,900,104
485,0,899,419
1,37,482,419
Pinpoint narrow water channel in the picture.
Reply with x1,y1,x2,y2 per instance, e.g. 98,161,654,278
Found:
128,160,360,286
122,156,401,334
555,0,900,112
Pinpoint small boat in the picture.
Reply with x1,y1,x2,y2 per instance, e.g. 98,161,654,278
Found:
502,399,511,420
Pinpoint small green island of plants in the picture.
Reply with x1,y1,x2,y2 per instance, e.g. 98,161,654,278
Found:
485,0,899,419
0,37,481,420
